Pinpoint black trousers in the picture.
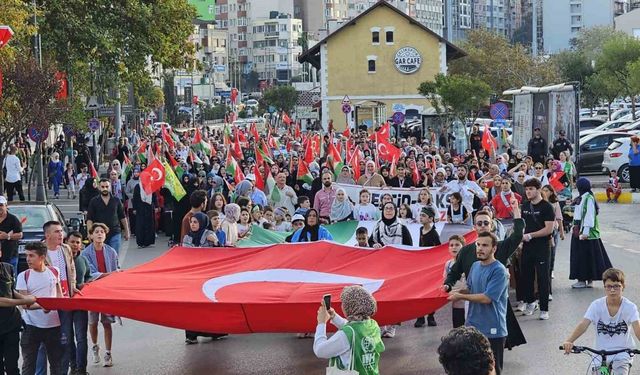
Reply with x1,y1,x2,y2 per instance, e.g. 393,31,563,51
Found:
452,307,465,328
520,244,550,312
0,329,20,375
5,180,25,202
20,324,63,375
489,337,506,375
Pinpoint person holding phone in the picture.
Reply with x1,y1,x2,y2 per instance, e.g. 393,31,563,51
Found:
313,286,385,375
628,136,640,192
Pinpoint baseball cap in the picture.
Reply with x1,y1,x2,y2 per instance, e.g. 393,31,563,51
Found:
291,214,305,223
0,196,6,205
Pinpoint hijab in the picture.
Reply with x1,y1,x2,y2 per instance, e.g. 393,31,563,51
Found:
341,285,377,322
372,202,404,245
330,188,353,222
189,212,210,247
298,208,320,242
83,177,99,195
576,177,599,215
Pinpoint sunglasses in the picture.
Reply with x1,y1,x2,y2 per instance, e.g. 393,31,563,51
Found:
535,167,543,170
475,220,491,226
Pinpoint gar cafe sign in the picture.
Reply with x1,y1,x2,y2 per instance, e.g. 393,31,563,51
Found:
394,47,422,74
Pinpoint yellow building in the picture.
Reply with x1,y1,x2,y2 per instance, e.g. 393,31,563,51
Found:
298,0,465,131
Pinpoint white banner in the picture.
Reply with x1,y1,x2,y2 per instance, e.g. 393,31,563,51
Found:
334,183,452,220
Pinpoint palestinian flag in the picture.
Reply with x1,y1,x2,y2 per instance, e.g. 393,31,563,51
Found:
265,170,280,203
162,125,175,149
136,141,148,163
162,161,187,201
189,150,203,165
255,145,274,165
226,156,245,184
168,154,185,180
223,124,232,146
297,161,314,185
193,128,212,156
327,139,343,177
121,154,132,187
253,163,265,191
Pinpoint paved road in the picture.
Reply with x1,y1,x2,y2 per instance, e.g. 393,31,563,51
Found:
44,199,632,375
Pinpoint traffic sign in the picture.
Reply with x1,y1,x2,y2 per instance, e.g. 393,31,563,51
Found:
148,111,157,120
28,127,49,142
392,111,405,125
85,96,100,110
342,103,352,114
88,118,100,132
490,102,509,120
63,124,75,137
342,95,351,104
494,118,507,127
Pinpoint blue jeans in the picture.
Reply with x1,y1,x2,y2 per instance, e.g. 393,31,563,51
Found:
106,234,122,255
69,310,88,372
9,256,18,279
35,344,47,375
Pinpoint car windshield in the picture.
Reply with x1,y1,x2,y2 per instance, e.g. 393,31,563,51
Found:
608,140,624,151
8,206,51,231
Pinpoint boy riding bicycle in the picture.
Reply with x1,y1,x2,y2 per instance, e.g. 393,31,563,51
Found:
562,268,640,375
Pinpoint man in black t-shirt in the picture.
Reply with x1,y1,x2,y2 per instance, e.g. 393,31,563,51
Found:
0,197,24,277
519,178,555,320
0,247,36,375
86,178,130,255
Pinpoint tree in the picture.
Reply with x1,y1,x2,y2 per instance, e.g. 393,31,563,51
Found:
0,0,37,60
418,73,492,141
596,35,640,119
628,60,640,108
163,72,177,124
449,30,560,94
585,72,622,120
0,55,74,190
262,85,298,113
135,78,164,111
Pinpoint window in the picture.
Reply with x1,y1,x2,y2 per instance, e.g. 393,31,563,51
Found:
372,31,379,43
386,31,394,43
384,27,395,44
367,55,377,73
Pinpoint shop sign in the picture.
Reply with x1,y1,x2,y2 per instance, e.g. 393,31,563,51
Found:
394,47,422,74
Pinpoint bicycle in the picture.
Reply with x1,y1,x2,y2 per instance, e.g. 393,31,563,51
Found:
559,345,640,375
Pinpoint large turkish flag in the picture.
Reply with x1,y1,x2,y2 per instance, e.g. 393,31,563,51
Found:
39,232,476,334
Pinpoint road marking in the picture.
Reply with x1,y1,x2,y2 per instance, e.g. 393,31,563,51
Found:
624,248,640,254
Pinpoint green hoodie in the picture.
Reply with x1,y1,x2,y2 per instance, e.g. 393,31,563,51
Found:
332,319,385,375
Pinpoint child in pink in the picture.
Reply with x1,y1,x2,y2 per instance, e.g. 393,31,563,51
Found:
606,170,621,203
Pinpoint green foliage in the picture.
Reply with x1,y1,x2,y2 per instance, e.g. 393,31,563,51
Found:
203,105,229,121
135,78,164,110
449,29,560,94
0,0,38,60
418,73,492,125
262,85,298,113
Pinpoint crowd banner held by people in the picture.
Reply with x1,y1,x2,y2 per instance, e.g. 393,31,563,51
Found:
38,232,476,334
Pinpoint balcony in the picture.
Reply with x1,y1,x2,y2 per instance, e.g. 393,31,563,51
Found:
264,31,280,38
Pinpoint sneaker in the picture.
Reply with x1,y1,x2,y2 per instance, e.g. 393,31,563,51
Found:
103,352,112,367
185,338,198,345
381,325,396,338
548,294,553,301
515,301,526,312
551,271,555,279
427,315,437,327
523,302,538,316
586,280,593,288
92,345,100,364
414,317,426,328
539,311,550,320
571,281,587,289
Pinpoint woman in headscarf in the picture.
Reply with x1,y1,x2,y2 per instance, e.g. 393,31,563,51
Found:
125,166,141,234
109,159,122,178
289,209,334,242
172,174,196,244
432,168,447,188
48,152,64,198
79,177,100,213
182,212,220,247
569,178,613,289
330,188,354,223
357,160,386,187
132,177,156,248
336,165,355,185
313,285,385,375
221,203,241,246
369,202,413,249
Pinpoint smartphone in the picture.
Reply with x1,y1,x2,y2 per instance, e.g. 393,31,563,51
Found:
323,294,331,310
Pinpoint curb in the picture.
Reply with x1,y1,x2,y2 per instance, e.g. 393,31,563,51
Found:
593,192,638,204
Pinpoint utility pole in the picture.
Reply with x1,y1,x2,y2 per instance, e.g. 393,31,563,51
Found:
32,0,46,202
532,0,538,56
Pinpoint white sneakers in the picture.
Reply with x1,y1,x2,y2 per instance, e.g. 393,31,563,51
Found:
539,311,550,320
515,301,526,312
103,352,113,367
92,345,100,364
381,325,396,338
522,302,539,316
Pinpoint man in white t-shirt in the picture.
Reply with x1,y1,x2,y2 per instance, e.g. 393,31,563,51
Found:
3,145,25,201
16,241,64,375
563,268,640,374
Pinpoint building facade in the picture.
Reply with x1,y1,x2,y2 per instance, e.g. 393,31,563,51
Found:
543,0,629,53
251,16,304,83
298,1,465,131
615,7,640,37
443,0,473,41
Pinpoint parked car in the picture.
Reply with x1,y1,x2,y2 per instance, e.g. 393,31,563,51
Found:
579,117,606,130
577,132,632,174
591,108,611,121
8,202,84,273
245,99,259,108
579,119,633,138
603,136,633,183
613,119,640,133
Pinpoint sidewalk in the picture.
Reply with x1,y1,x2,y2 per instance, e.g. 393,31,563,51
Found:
592,188,639,204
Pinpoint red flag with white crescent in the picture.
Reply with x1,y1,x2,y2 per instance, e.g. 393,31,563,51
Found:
140,158,165,195
39,231,476,334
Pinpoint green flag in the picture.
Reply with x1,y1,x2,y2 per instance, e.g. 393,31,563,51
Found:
162,161,187,201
